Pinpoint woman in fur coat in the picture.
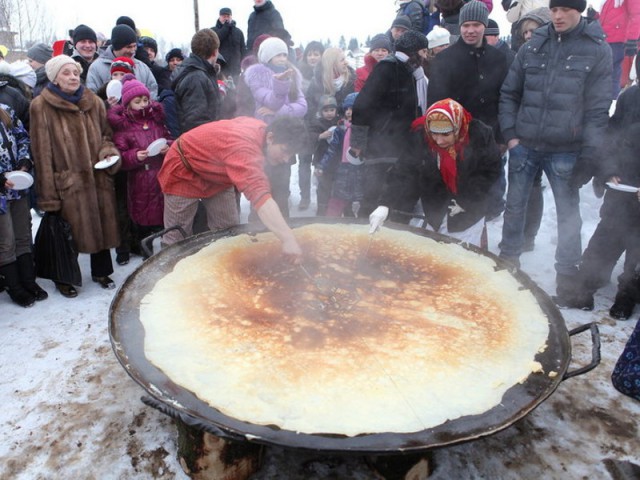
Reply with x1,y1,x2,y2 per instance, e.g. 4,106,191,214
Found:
30,55,120,297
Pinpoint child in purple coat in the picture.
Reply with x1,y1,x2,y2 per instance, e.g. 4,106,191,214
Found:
107,75,172,258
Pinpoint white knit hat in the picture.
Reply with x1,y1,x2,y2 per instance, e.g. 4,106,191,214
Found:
45,55,81,82
258,37,288,64
427,26,451,49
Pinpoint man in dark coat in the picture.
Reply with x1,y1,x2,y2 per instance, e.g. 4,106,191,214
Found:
247,0,285,52
213,7,246,79
499,0,612,298
427,1,509,144
484,19,516,66
172,29,222,134
350,30,429,217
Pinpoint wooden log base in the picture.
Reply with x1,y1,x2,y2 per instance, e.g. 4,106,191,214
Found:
367,452,433,480
175,419,263,480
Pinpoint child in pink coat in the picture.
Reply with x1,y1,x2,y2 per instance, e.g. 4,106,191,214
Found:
107,74,172,258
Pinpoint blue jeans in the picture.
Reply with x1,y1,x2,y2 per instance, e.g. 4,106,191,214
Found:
499,145,582,275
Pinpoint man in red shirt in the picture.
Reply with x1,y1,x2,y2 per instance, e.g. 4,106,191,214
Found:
158,116,305,261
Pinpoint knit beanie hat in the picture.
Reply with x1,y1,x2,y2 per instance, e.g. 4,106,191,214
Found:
459,0,490,26
111,24,137,51
72,24,97,45
548,0,586,12
391,15,412,31
342,92,358,110
427,26,451,48
121,73,150,106
27,43,53,64
395,30,430,54
252,34,271,53
258,37,288,64
318,95,338,111
165,48,184,63
45,55,81,82
116,16,137,31
485,19,500,36
111,56,135,75
370,33,392,52
140,36,158,54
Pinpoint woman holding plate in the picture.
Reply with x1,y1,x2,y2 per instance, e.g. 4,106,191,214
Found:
0,103,48,307
30,55,121,297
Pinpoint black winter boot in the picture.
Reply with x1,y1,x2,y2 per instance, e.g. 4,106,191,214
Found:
0,261,35,307
609,292,635,320
16,253,48,301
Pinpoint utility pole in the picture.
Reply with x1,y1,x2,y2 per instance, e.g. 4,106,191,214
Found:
193,0,200,31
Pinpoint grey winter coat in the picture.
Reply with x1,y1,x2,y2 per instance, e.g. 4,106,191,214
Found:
86,47,158,100
499,18,612,154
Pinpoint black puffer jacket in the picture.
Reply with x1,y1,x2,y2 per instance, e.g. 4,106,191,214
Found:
0,80,30,129
350,55,420,160
247,1,284,52
499,18,612,153
172,55,221,134
213,20,246,78
428,37,509,143
380,119,502,232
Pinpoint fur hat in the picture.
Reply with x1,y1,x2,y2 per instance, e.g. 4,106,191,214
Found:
427,26,451,49
27,43,53,65
111,24,137,51
391,15,412,31
72,24,97,45
395,30,430,54
110,56,135,75
485,19,500,36
121,73,150,106
370,33,392,52
549,0,586,12
45,55,81,82
165,48,184,63
258,37,288,64
459,0,490,26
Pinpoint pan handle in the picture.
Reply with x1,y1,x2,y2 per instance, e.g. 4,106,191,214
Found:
141,395,248,442
140,225,188,258
562,322,601,381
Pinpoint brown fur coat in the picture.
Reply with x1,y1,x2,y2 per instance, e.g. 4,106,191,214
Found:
30,87,121,253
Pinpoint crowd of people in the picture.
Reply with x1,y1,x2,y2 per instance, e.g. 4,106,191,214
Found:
0,0,639,400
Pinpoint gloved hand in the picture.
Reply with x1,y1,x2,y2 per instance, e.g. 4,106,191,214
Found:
448,199,465,216
569,155,594,190
369,206,389,234
0,172,6,193
625,39,638,57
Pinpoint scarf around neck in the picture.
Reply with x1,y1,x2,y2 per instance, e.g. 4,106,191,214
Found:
411,98,472,194
47,82,85,105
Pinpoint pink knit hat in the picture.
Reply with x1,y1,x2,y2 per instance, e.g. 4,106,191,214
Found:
120,73,150,106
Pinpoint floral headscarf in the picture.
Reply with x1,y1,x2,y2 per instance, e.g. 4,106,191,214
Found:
411,98,472,194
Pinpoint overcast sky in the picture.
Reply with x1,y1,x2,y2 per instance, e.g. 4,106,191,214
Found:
46,0,511,54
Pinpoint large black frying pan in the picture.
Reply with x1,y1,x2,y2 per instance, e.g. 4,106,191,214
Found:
109,218,600,454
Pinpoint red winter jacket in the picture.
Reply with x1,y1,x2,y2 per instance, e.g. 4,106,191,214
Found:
108,102,173,226
355,54,379,92
599,0,640,43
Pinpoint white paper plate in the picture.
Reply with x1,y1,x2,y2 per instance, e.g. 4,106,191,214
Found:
147,138,167,156
94,155,119,170
5,170,33,189
106,79,122,101
606,182,639,193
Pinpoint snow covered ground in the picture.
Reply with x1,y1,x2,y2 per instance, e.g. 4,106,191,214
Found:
1,168,639,479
